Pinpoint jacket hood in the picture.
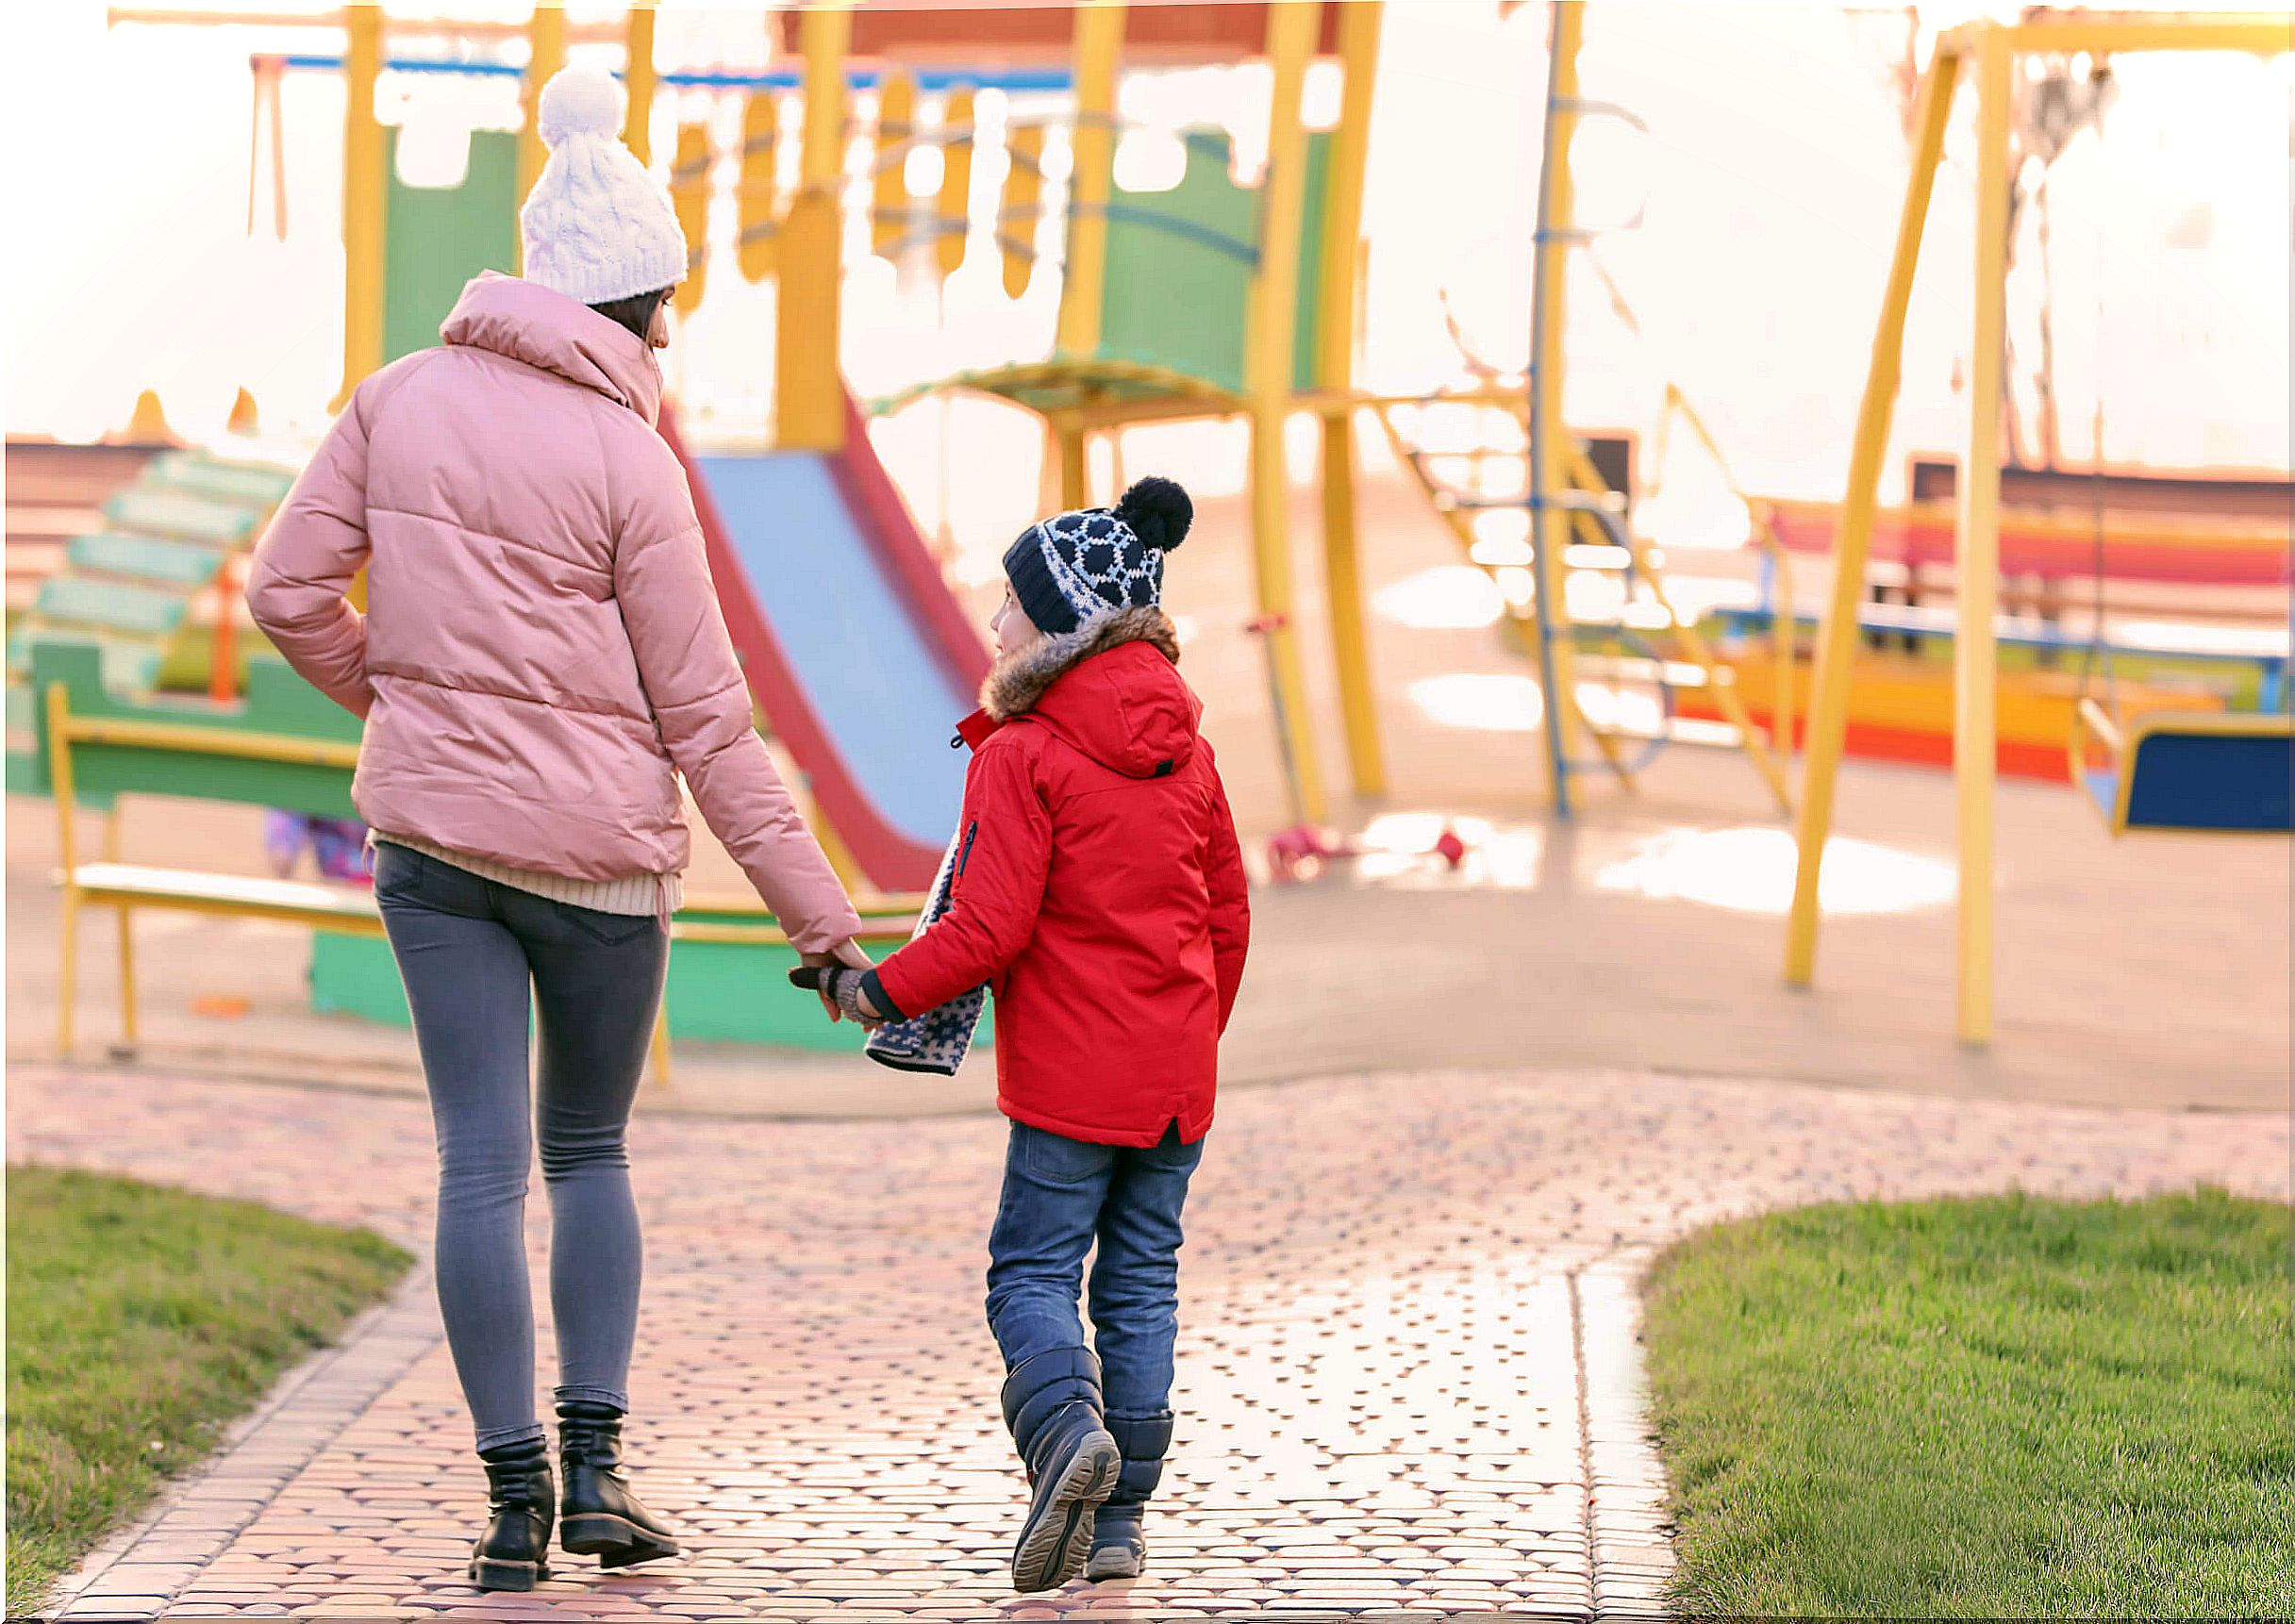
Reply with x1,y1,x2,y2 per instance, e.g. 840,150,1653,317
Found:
983,606,1199,779
440,272,664,425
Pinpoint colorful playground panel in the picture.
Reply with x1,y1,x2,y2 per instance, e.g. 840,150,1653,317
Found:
1764,495,2290,588
5,449,296,706
1673,605,2277,782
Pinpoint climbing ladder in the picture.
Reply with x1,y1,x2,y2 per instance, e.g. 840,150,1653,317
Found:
1376,382,1798,815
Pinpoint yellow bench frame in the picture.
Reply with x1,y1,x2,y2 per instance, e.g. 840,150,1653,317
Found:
44,682,919,1081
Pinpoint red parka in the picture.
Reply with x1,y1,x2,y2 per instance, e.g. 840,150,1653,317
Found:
872,608,1250,1146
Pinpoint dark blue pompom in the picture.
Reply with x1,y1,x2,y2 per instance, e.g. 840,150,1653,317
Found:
1115,475,1193,554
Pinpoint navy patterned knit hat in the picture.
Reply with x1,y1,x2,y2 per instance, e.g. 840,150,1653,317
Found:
1002,476,1193,636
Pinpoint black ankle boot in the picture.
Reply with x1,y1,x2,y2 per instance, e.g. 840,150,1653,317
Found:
557,1400,681,1569
469,1436,554,1592
999,1347,1121,1594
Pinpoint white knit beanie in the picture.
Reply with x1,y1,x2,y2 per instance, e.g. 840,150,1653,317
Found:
518,67,688,306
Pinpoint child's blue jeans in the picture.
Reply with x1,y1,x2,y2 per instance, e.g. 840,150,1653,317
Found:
985,1120,1205,1420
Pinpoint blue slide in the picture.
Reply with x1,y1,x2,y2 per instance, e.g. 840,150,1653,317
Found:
665,401,991,893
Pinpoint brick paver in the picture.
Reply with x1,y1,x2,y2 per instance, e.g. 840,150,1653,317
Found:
11,1061,2286,1621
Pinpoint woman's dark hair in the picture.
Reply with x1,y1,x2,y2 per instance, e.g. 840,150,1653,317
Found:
590,287,672,342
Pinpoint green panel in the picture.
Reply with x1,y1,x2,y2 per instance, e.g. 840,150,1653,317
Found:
310,926,994,1052
1291,131,1332,395
149,453,295,508
67,533,228,588
384,127,519,366
308,930,407,1025
25,639,358,817
1091,129,1334,399
1095,132,1258,395
103,489,258,545
7,630,161,698
31,576,189,638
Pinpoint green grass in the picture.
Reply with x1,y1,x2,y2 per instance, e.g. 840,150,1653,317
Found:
1642,1188,2295,1617
6,1167,408,1618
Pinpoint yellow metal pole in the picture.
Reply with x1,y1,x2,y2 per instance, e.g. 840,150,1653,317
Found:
2004,16,2290,56
622,0,657,166
737,92,780,283
1056,420,1089,509
336,0,385,406
649,1006,673,1087
1954,23,2011,1046
1318,1,1385,799
1001,121,1045,299
1782,44,1961,986
117,903,139,1050
935,86,975,281
1529,0,1587,807
872,71,917,261
775,8,851,452
1057,4,1125,359
519,3,567,222
671,122,712,316
46,684,80,1059
1245,0,1326,827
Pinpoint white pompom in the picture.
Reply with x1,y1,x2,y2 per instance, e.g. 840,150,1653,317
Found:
536,67,626,150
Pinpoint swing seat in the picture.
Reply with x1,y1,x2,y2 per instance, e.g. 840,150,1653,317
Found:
2070,697,2294,835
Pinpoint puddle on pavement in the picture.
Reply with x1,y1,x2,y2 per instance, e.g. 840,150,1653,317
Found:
1295,813,1954,918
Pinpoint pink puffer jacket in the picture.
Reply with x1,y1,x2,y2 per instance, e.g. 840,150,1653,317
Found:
247,273,862,952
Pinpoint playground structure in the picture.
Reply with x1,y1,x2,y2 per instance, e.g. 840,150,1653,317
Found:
24,2,2287,1063
1781,9,2294,1047
5,445,292,705
74,0,2077,852
282,0,1391,865
279,0,1797,852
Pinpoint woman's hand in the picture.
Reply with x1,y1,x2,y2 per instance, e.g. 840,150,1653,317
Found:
799,939,875,1022
789,957,886,1028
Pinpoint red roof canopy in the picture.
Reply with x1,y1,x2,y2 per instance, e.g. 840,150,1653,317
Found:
776,3,1344,64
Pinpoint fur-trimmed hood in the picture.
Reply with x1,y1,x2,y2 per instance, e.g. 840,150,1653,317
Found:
979,606,1199,780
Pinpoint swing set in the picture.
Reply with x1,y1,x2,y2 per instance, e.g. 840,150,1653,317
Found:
1784,10,2292,1047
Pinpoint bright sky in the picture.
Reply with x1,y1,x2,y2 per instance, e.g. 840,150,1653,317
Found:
6,1,2288,527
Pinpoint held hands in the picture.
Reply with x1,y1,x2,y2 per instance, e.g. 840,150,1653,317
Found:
794,937,883,1027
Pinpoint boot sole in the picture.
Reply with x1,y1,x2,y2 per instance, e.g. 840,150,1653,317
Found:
1084,1545,1143,1582
1011,1433,1120,1594
468,1556,547,1592
561,1511,681,1567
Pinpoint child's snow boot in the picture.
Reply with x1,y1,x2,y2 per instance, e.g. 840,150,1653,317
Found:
1084,1409,1172,1581
1000,1346,1122,1592
557,1401,682,1569
468,1435,554,1592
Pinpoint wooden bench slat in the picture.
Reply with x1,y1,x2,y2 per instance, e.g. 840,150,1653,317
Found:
74,861,382,920
69,864,919,946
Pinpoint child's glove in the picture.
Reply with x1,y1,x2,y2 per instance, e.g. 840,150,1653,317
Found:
789,964,885,1024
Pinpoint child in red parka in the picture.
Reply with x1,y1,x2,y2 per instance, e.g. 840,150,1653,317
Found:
805,477,1249,1592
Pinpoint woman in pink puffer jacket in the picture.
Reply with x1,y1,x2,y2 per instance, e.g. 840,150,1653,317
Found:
248,68,865,1593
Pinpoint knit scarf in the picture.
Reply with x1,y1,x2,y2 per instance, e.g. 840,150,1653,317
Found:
861,828,986,1076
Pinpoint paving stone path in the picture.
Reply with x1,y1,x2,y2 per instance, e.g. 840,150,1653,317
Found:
11,1061,2285,1622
